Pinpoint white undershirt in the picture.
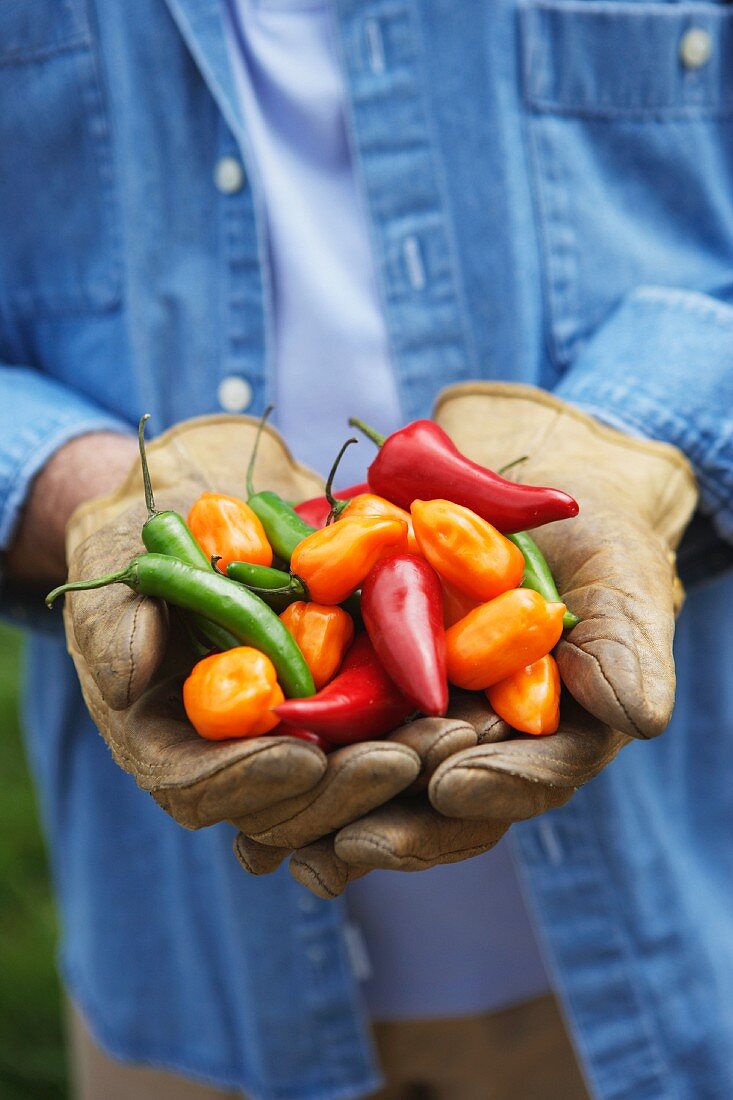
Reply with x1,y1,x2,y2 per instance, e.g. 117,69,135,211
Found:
223,0,550,1018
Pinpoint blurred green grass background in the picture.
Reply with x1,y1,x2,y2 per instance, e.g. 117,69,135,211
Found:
0,623,67,1098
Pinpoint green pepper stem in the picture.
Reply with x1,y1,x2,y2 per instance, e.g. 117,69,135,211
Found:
246,405,275,498
497,455,529,477
348,418,385,448
46,566,132,608
563,610,581,631
138,414,157,518
211,555,224,574
325,437,358,523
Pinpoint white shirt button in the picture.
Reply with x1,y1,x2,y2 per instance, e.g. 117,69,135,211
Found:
217,375,253,412
679,28,712,70
214,156,246,195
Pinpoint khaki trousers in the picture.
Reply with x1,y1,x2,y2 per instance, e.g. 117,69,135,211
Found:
69,996,589,1100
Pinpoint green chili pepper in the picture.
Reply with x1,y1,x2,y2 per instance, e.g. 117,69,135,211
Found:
245,407,315,563
138,415,210,566
47,554,316,699
507,531,580,631
138,416,241,652
226,560,308,611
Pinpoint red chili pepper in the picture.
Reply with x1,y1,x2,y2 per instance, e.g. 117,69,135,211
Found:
361,554,448,717
294,483,370,528
349,419,578,533
274,633,413,743
272,723,335,754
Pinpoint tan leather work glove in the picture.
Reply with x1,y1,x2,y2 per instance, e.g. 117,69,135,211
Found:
61,416,421,833
277,383,699,892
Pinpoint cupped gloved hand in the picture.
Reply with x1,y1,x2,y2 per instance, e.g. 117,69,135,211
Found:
277,383,699,892
281,692,624,897
234,702,484,895
60,416,420,832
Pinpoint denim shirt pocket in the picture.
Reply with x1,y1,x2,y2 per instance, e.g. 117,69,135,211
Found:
520,1,733,367
0,0,121,319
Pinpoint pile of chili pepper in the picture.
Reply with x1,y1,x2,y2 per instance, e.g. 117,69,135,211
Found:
47,408,581,747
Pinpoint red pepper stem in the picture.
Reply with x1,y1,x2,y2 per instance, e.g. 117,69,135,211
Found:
246,404,275,498
348,418,386,448
46,566,132,608
497,455,529,477
324,437,358,523
138,414,157,519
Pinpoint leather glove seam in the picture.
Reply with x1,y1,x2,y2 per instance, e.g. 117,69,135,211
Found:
288,853,340,898
338,830,497,865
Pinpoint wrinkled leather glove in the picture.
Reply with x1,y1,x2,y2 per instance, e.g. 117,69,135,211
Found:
278,383,698,892
61,416,422,833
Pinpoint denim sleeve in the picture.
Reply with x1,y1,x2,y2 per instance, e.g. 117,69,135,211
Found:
554,286,733,552
0,366,132,629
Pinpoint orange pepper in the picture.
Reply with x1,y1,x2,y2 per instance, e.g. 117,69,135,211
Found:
188,492,272,571
183,646,283,740
445,589,566,690
290,516,408,604
487,654,561,736
411,499,524,602
340,494,419,554
279,601,355,690
441,580,479,628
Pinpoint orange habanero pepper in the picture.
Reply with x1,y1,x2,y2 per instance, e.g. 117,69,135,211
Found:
446,588,566,691
183,646,283,740
188,492,272,571
340,494,419,554
280,601,355,690
487,654,561,736
290,516,408,604
411,499,524,602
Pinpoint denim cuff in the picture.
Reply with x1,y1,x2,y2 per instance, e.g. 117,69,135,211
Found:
554,286,733,545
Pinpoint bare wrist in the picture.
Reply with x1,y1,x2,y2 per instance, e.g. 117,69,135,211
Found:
5,431,138,584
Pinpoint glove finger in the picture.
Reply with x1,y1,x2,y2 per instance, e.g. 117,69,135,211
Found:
289,837,370,899
66,502,166,710
234,834,291,876
536,503,678,739
334,799,509,871
389,716,478,792
232,742,421,848
429,700,628,821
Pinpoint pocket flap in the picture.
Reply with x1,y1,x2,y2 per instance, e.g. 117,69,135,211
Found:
521,1,733,117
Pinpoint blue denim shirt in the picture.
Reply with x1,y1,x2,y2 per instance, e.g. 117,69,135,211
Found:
3,2,733,1097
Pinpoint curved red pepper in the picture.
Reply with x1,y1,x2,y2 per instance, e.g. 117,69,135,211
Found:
274,633,413,743
352,419,578,533
361,554,448,717
294,482,370,528
272,723,335,754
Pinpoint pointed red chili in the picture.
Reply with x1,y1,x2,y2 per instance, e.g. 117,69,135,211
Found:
361,554,448,716
274,633,413,743
349,419,578,533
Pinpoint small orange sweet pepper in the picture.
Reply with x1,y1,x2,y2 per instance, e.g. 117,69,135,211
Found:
411,499,524,602
290,515,408,604
188,492,272,571
487,654,561,735
183,646,283,740
446,588,565,690
280,601,355,690
339,494,419,554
